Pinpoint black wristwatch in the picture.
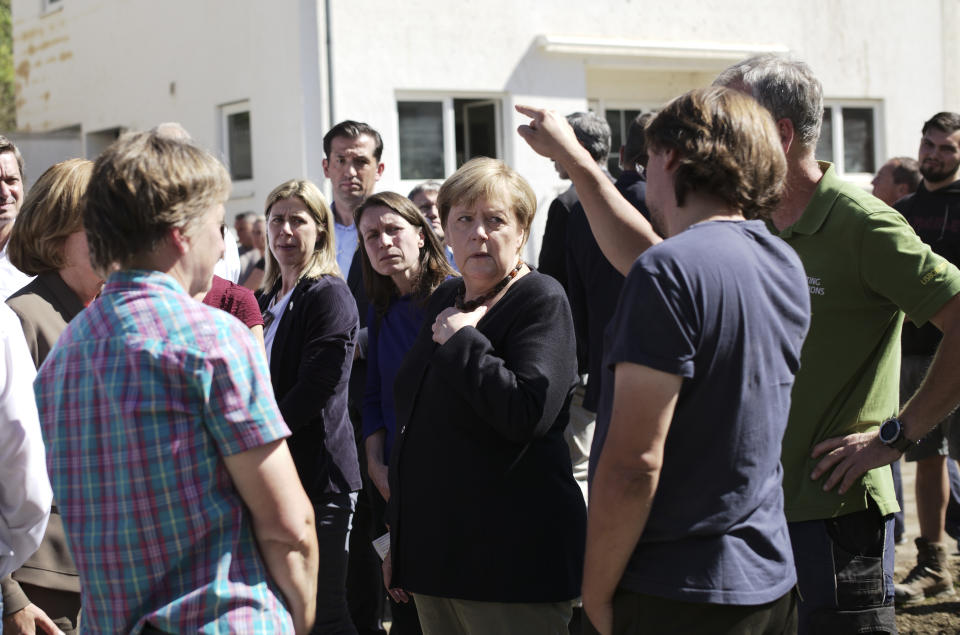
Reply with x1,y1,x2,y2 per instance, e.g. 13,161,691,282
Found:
878,417,914,453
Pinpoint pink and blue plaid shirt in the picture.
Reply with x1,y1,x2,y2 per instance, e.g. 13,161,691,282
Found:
35,270,294,634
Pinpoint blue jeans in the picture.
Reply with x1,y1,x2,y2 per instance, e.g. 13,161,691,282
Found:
788,501,896,634
314,492,359,635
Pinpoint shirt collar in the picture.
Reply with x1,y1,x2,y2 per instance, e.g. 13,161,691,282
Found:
102,269,188,296
774,161,839,238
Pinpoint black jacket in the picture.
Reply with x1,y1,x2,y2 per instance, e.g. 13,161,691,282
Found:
388,272,586,602
259,275,361,497
537,185,580,289
566,170,650,411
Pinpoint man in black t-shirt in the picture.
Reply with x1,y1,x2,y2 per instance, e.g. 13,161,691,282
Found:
892,111,960,604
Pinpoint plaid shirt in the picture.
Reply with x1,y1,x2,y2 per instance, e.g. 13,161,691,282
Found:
35,270,294,634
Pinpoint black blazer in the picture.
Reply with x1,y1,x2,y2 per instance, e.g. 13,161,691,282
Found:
566,170,649,411
388,272,586,602
259,275,361,497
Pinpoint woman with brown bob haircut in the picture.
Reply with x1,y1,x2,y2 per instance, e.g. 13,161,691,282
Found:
353,191,455,634
383,158,586,633
4,158,100,635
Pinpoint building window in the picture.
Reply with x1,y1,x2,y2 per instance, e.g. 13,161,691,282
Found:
815,103,879,175
85,127,122,160
398,101,444,180
219,101,253,182
604,108,646,178
397,97,502,182
42,0,63,14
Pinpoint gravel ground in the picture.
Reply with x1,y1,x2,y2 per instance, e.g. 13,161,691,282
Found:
895,459,960,635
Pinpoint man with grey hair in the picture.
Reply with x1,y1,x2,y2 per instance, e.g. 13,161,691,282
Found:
538,111,612,290
714,54,960,634
563,113,653,506
409,180,456,271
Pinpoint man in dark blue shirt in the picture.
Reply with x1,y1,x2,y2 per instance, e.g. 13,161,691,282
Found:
516,86,809,634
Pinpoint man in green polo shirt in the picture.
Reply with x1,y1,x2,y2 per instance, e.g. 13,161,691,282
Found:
714,55,960,634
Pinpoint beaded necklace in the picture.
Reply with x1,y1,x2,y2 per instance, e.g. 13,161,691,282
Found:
454,260,524,311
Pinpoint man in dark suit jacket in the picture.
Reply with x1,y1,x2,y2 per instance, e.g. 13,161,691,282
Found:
323,120,389,635
537,112,612,290
565,113,654,505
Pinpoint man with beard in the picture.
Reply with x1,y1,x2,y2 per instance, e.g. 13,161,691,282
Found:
891,111,960,604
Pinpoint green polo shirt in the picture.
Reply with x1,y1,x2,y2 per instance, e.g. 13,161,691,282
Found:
773,163,960,522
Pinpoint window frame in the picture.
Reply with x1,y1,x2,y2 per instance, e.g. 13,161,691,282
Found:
591,100,660,177
395,93,505,190
816,100,884,182
218,100,254,193
41,0,64,15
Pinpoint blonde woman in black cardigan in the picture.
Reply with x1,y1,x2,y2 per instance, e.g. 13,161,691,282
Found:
385,158,586,634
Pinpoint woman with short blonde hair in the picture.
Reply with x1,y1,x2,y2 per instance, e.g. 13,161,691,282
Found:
385,158,585,633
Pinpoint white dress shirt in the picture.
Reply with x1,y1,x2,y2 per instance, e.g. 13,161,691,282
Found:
0,302,52,578
0,243,34,300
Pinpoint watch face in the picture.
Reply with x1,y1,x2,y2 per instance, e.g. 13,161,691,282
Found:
879,419,900,444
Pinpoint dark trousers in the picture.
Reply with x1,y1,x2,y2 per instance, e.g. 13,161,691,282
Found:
314,492,358,635
788,501,896,634
582,588,797,634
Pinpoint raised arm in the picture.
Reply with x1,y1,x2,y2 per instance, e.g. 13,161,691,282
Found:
516,104,661,274
224,440,318,635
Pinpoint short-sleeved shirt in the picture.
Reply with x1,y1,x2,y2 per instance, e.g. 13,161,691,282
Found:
202,274,264,329
34,270,294,634
590,220,809,605
775,163,960,522
895,179,960,356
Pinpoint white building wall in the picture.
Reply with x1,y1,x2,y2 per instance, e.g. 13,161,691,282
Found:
12,0,316,216
13,0,954,224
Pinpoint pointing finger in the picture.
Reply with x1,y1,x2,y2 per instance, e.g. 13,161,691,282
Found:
515,104,545,119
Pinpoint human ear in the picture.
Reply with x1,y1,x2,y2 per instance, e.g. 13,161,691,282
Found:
776,118,796,155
